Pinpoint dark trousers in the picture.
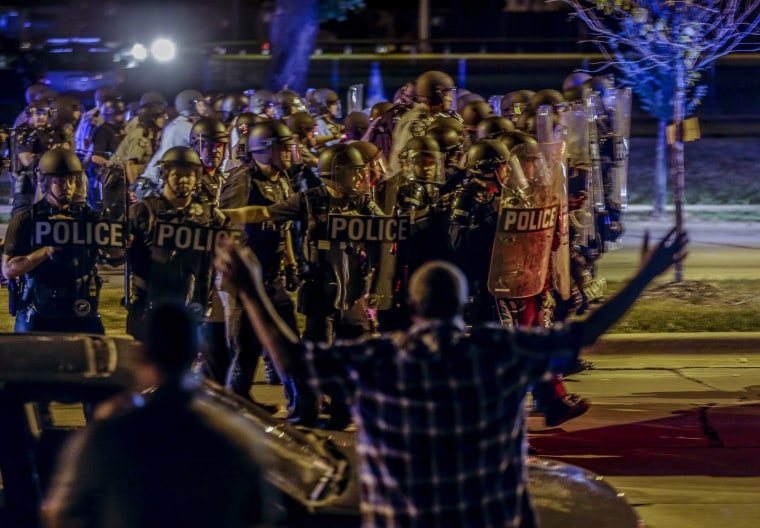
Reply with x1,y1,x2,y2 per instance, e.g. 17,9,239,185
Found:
227,283,319,426
15,306,105,334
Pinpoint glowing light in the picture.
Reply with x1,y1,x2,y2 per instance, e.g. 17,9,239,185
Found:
131,43,148,61
150,38,176,62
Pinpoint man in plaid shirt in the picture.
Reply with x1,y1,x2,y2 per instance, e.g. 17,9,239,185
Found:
216,228,686,528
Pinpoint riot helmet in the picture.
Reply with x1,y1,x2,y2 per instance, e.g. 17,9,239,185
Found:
461,100,494,129
250,89,277,117
500,90,535,123
426,126,465,169
25,84,48,105
138,102,169,129
415,71,455,108
94,86,119,106
457,92,485,112
510,142,549,187
351,140,388,186
466,139,510,180
139,90,168,107
101,97,126,125
531,89,567,113
494,130,538,151
318,143,368,196
247,120,300,171
51,95,82,126
343,111,370,140
476,115,515,139
38,148,83,206
277,89,308,118
159,146,203,198
28,96,53,127
190,117,229,169
174,89,206,117
369,101,394,121
311,88,342,117
288,111,317,139
230,112,257,160
125,101,140,122
403,136,444,185
562,72,592,102
221,93,250,123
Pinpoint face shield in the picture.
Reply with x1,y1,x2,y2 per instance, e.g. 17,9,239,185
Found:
327,163,370,198
271,139,301,172
328,100,342,119
366,152,389,186
198,139,227,169
440,87,457,112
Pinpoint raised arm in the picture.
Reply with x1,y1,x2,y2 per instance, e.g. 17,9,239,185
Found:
214,238,302,376
579,227,688,346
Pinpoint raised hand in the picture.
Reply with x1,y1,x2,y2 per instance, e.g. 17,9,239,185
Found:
640,227,688,278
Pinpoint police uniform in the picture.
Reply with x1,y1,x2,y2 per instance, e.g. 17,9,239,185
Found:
87,122,125,210
448,181,502,324
10,123,61,216
219,164,314,419
126,195,226,342
267,186,384,343
141,115,194,183
3,200,105,333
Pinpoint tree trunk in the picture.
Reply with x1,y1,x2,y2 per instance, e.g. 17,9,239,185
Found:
267,0,319,95
671,61,686,282
653,119,668,217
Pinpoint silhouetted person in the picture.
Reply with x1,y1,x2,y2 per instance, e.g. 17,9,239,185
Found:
216,227,687,528
42,302,272,528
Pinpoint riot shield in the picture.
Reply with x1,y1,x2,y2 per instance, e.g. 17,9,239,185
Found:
347,84,364,114
487,141,565,299
608,87,632,212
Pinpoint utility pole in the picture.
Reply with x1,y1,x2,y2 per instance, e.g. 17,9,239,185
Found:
419,0,431,52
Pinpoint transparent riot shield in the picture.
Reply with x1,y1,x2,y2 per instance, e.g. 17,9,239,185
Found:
561,101,598,250
536,107,572,301
487,142,564,299
347,84,364,114
609,87,632,212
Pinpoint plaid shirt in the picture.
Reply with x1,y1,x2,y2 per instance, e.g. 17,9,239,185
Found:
300,318,583,528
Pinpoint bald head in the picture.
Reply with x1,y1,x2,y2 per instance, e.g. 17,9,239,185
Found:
408,261,469,320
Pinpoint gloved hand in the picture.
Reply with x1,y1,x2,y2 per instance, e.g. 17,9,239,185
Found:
284,264,302,292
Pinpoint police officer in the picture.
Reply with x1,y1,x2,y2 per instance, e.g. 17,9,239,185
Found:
10,96,62,217
249,90,278,121
388,70,460,175
185,117,235,384
2,148,111,333
381,136,451,330
126,147,227,343
450,140,590,427
218,120,309,420
141,89,208,184
87,97,127,210
74,86,119,157
261,143,384,428
310,88,344,150
111,102,168,197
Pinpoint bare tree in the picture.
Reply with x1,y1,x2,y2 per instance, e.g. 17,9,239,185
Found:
552,0,760,280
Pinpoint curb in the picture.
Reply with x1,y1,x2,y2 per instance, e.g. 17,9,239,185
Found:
590,332,760,355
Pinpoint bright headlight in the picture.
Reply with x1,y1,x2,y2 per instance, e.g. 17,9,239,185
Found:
131,43,148,61
150,38,176,62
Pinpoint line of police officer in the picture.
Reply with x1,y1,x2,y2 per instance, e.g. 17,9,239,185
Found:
2,68,630,428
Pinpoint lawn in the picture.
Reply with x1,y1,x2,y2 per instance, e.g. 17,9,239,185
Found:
2,277,759,335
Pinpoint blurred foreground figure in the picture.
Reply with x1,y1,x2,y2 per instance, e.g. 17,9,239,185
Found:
42,302,271,528
217,228,686,528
